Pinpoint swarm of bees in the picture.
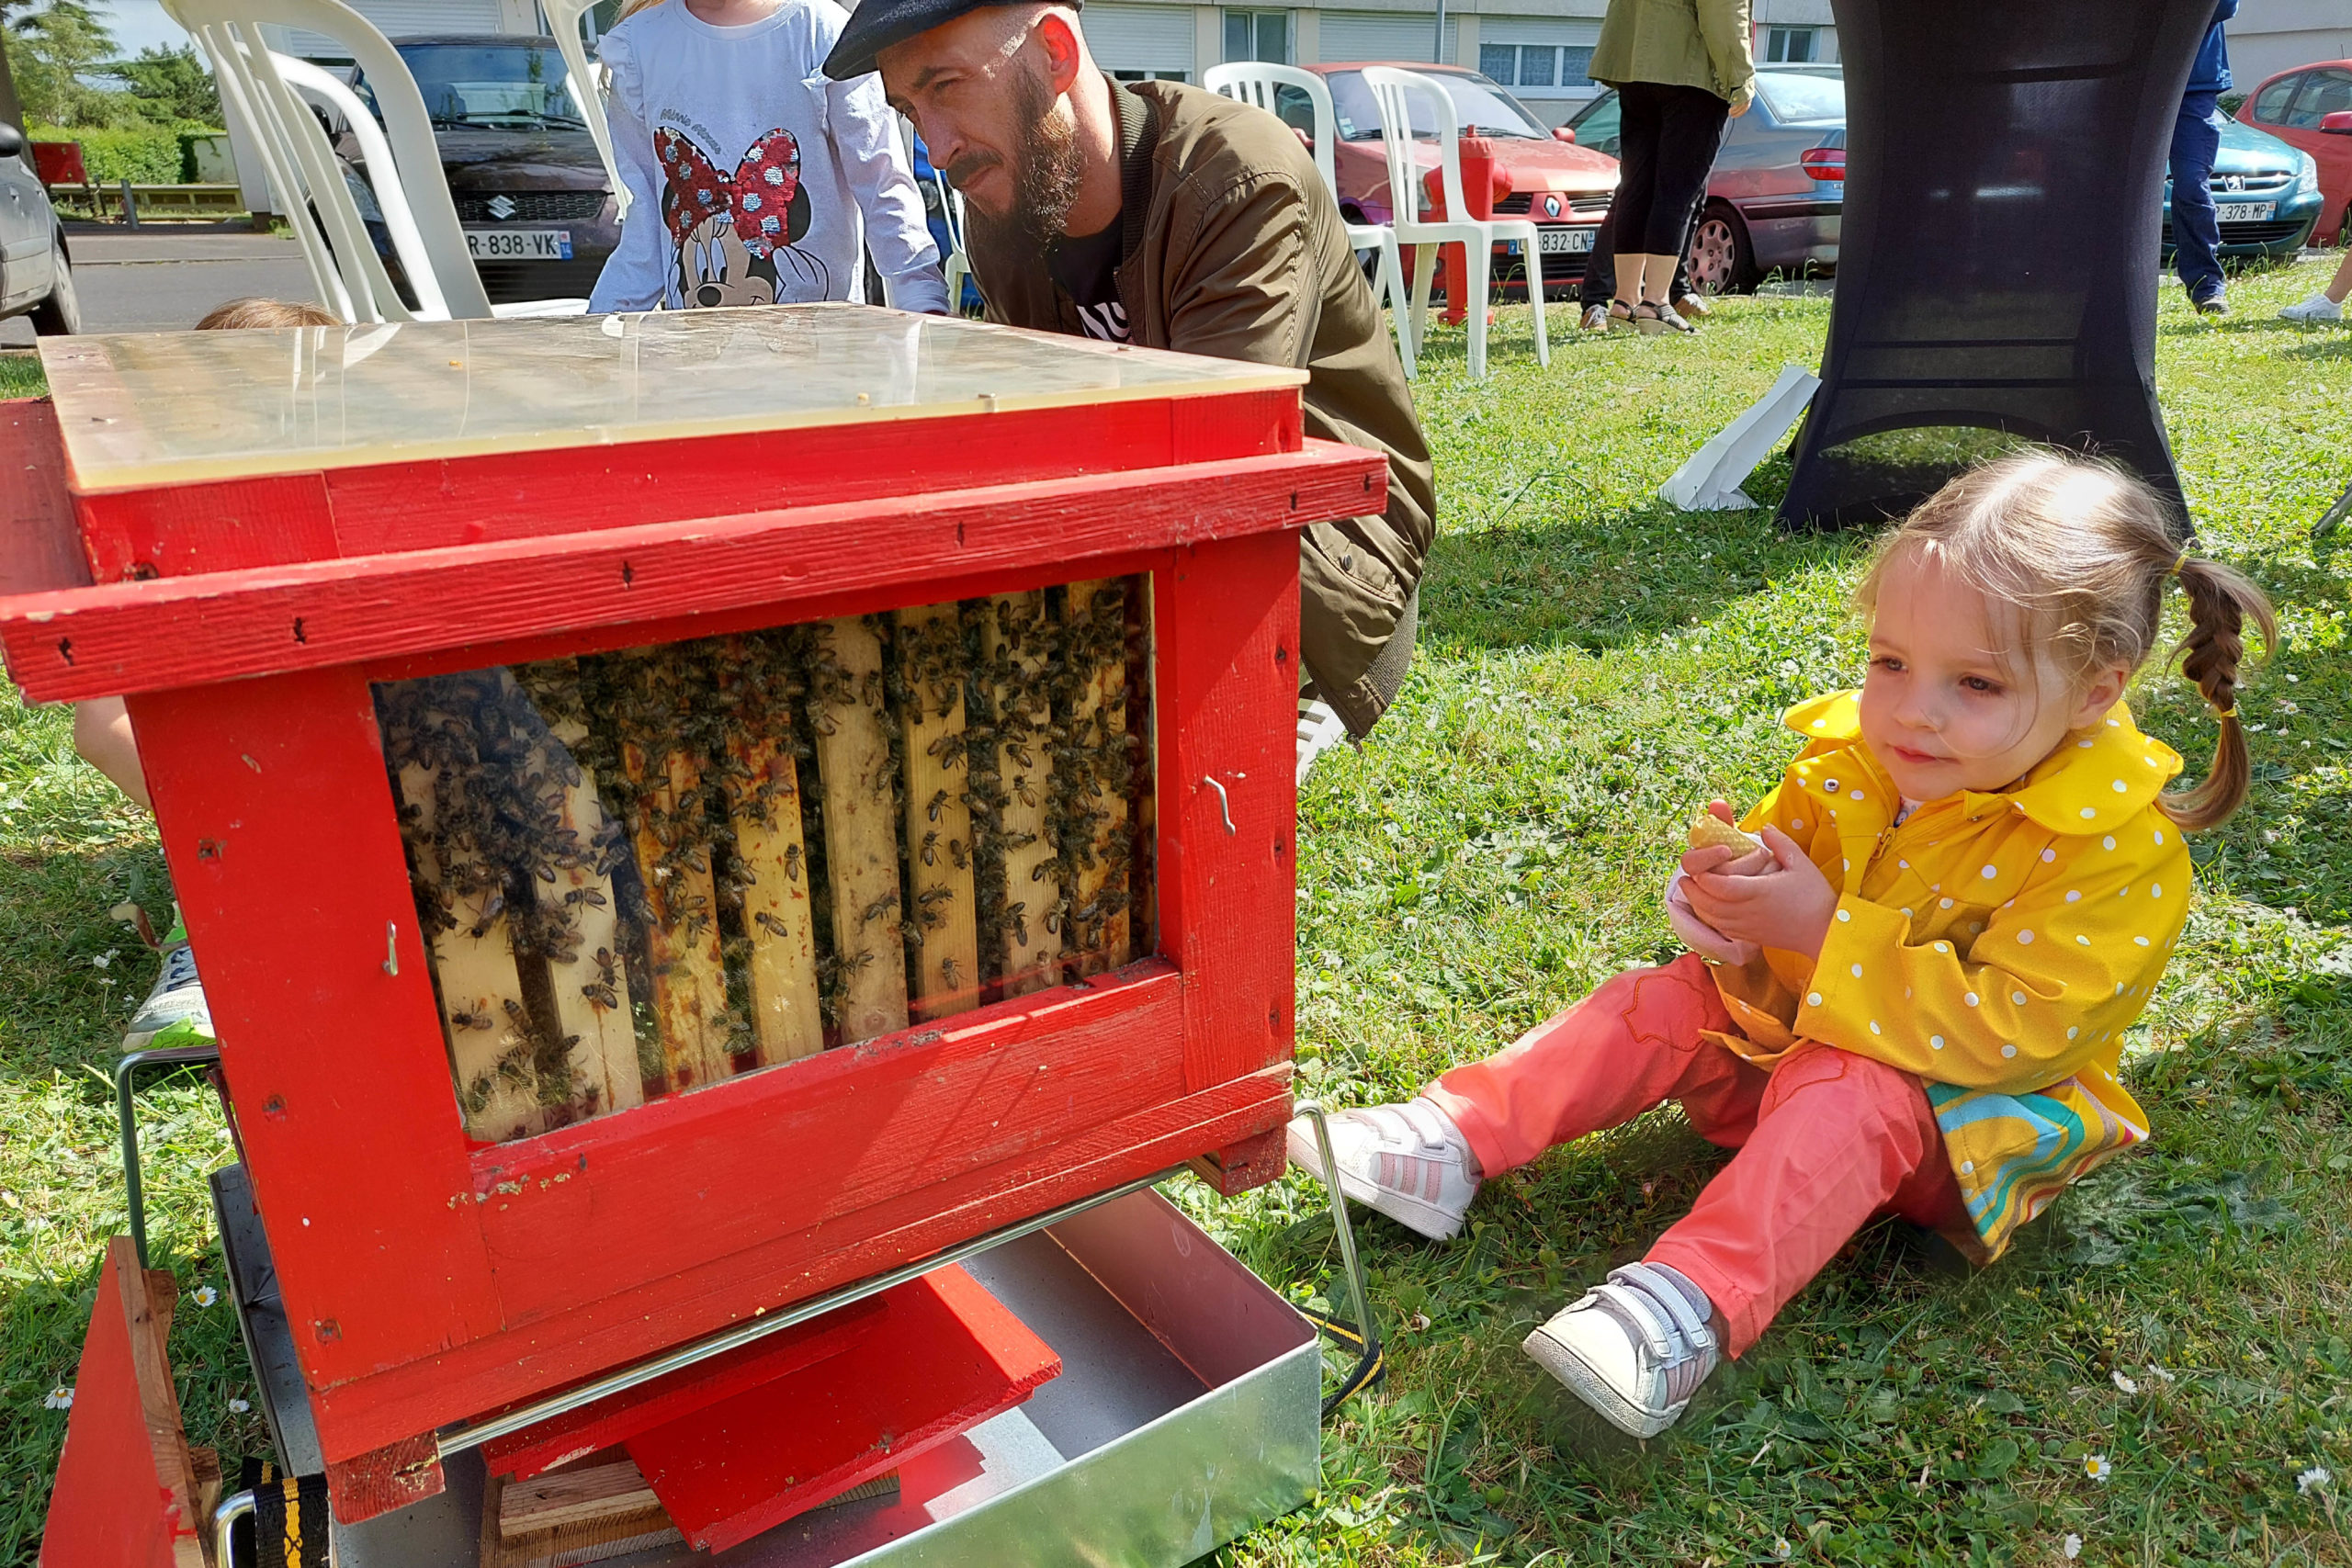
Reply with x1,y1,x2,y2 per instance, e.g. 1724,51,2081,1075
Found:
379,581,1153,1136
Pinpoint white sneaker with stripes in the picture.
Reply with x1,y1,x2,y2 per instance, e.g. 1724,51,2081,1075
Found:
1295,697,1351,787
1522,1260,1721,1438
1284,1099,1480,1240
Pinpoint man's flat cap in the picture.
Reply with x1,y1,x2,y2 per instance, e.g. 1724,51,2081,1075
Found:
824,0,1080,80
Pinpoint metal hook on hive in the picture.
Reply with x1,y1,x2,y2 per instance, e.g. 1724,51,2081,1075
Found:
1202,776,1236,836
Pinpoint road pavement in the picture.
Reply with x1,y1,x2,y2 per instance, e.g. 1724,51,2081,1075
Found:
0,223,323,345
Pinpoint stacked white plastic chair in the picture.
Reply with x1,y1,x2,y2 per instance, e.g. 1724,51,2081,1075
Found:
540,0,630,221
1359,66,1548,380
164,0,586,321
1204,61,1415,378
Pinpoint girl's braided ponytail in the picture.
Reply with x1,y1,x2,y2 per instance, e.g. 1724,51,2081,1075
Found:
2162,556,2277,831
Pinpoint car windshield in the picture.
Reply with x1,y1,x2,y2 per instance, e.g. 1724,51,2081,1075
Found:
380,44,586,130
1756,70,1844,124
1326,70,1548,141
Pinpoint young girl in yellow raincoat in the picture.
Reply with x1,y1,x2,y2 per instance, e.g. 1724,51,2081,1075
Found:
1292,451,2276,1438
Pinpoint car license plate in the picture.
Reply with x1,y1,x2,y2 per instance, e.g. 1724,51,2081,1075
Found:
2214,201,2274,222
465,228,573,261
1538,227,1595,254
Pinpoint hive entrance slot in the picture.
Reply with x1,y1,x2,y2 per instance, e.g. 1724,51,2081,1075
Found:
372,578,1154,1143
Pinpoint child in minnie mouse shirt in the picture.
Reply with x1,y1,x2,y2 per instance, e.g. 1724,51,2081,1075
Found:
587,0,947,313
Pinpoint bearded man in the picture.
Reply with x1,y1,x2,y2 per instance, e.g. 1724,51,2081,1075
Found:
824,0,1436,773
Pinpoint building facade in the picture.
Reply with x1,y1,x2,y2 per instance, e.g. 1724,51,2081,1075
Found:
2224,0,2352,91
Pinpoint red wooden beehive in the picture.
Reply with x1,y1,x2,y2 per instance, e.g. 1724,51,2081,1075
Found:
0,305,1383,1524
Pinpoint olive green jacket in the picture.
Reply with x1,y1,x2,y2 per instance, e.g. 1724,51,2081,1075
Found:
1590,0,1757,110
967,77,1436,737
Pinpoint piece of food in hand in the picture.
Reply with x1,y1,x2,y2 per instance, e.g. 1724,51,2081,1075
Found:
1686,810,1761,855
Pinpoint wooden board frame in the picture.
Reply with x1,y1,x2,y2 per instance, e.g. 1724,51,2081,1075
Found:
4,360,1363,1522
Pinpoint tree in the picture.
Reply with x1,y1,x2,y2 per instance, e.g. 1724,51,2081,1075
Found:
106,43,218,125
8,0,119,125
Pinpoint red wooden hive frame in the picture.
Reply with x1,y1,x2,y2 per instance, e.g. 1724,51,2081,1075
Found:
0,315,1386,1524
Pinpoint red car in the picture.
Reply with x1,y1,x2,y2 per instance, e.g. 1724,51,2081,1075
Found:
2236,59,2352,243
1285,62,1622,297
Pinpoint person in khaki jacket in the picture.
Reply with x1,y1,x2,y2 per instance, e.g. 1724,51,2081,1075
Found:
824,0,1435,779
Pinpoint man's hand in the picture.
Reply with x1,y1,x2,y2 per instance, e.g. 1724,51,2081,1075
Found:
1680,824,1838,961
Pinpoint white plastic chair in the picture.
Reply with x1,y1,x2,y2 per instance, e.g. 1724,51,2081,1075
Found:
1359,66,1548,380
935,172,973,314
1206,61,1414,378
540,0,630,222
165,0,585,321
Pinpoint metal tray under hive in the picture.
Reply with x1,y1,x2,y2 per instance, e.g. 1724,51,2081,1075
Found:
213,1170,1319,1566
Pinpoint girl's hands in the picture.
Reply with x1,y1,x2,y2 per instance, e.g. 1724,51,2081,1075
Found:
1679,820,1838,962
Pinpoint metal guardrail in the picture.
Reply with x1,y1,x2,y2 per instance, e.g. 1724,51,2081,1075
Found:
47,181,246,225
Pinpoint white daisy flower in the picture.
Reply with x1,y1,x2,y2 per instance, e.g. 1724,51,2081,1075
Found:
2063,1535,2083,1560
2144,1364,2176,1383
227,1398,251,1414
1772,1538,1792,1560
44,1386,73,1409
2299,1466,2333,1495
192,1286,218,1308
2111,1370,2140,1395
2086,1454,2113,1483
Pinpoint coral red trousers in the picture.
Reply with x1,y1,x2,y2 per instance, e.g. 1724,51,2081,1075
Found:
1422,953,1969,1357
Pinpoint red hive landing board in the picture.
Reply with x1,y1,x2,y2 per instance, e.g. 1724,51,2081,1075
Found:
625,1266,1060,1553
483,1294,888,1481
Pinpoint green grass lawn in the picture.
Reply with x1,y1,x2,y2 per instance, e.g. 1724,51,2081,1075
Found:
5,263,2350,1565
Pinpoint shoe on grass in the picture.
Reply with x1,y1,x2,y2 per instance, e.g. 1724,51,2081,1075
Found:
1672,292,1712,321
1579,303,1611,332
1284,1098,1480,1241
1296,696,1351,786
1522,1260,1721,1438
122,939,209,1052
2192,291,2229,316
2280,292,2344,322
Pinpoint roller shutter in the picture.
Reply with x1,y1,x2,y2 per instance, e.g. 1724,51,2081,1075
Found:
1084,2,1197,79
1318,11,1444,64
269,0,504,60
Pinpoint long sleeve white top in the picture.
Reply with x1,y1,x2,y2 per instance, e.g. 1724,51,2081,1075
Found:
587,0,946,314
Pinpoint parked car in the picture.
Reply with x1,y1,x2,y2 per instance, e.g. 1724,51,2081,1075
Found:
1562,65,1846,294
343,35,619,304
1296,63,1622,298
2163,113,2324,259
0,122,78,333
2234,59,2352,244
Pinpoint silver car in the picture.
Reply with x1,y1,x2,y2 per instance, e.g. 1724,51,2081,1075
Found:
0,121,79,333
1563,64,1846,294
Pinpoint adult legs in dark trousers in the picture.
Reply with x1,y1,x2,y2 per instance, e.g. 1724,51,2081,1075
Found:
1606,81,1731,333
1578,110,1730,326
2170,90,2226,312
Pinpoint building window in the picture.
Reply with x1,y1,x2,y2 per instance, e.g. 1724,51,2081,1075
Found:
1764,26,1818,63
1224,9,1292,65
1478,42,1593,91
1110,68,1192,83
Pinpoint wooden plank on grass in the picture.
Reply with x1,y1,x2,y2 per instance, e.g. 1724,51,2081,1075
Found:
895,602,978,1021
806,617,909,1044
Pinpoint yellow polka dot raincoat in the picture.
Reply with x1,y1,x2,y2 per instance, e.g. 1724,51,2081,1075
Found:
1705,692,2191,1260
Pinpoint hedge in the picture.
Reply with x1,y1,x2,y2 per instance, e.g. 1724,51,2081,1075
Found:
28,124,224,186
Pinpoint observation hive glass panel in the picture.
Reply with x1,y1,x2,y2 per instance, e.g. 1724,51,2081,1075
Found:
371,580,1155,1144
38,307,1302,491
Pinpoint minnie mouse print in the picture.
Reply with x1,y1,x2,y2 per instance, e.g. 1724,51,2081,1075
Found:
659,126,829,307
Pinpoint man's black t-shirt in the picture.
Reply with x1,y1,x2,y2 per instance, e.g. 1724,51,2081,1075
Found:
1047,218,1130,342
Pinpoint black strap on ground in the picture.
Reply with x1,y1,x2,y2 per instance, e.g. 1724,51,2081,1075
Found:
1297,1304,1386,1416
232,1458,333,1568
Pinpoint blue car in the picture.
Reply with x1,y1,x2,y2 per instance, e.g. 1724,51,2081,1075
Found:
2162,114,2325,258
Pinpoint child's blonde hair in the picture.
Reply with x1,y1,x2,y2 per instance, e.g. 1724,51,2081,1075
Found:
1856,450,2276,832
196,298,339,330
615,0,663,19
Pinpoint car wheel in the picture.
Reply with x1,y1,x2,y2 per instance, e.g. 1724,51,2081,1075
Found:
1686,203,1758,296
30,235,80,336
